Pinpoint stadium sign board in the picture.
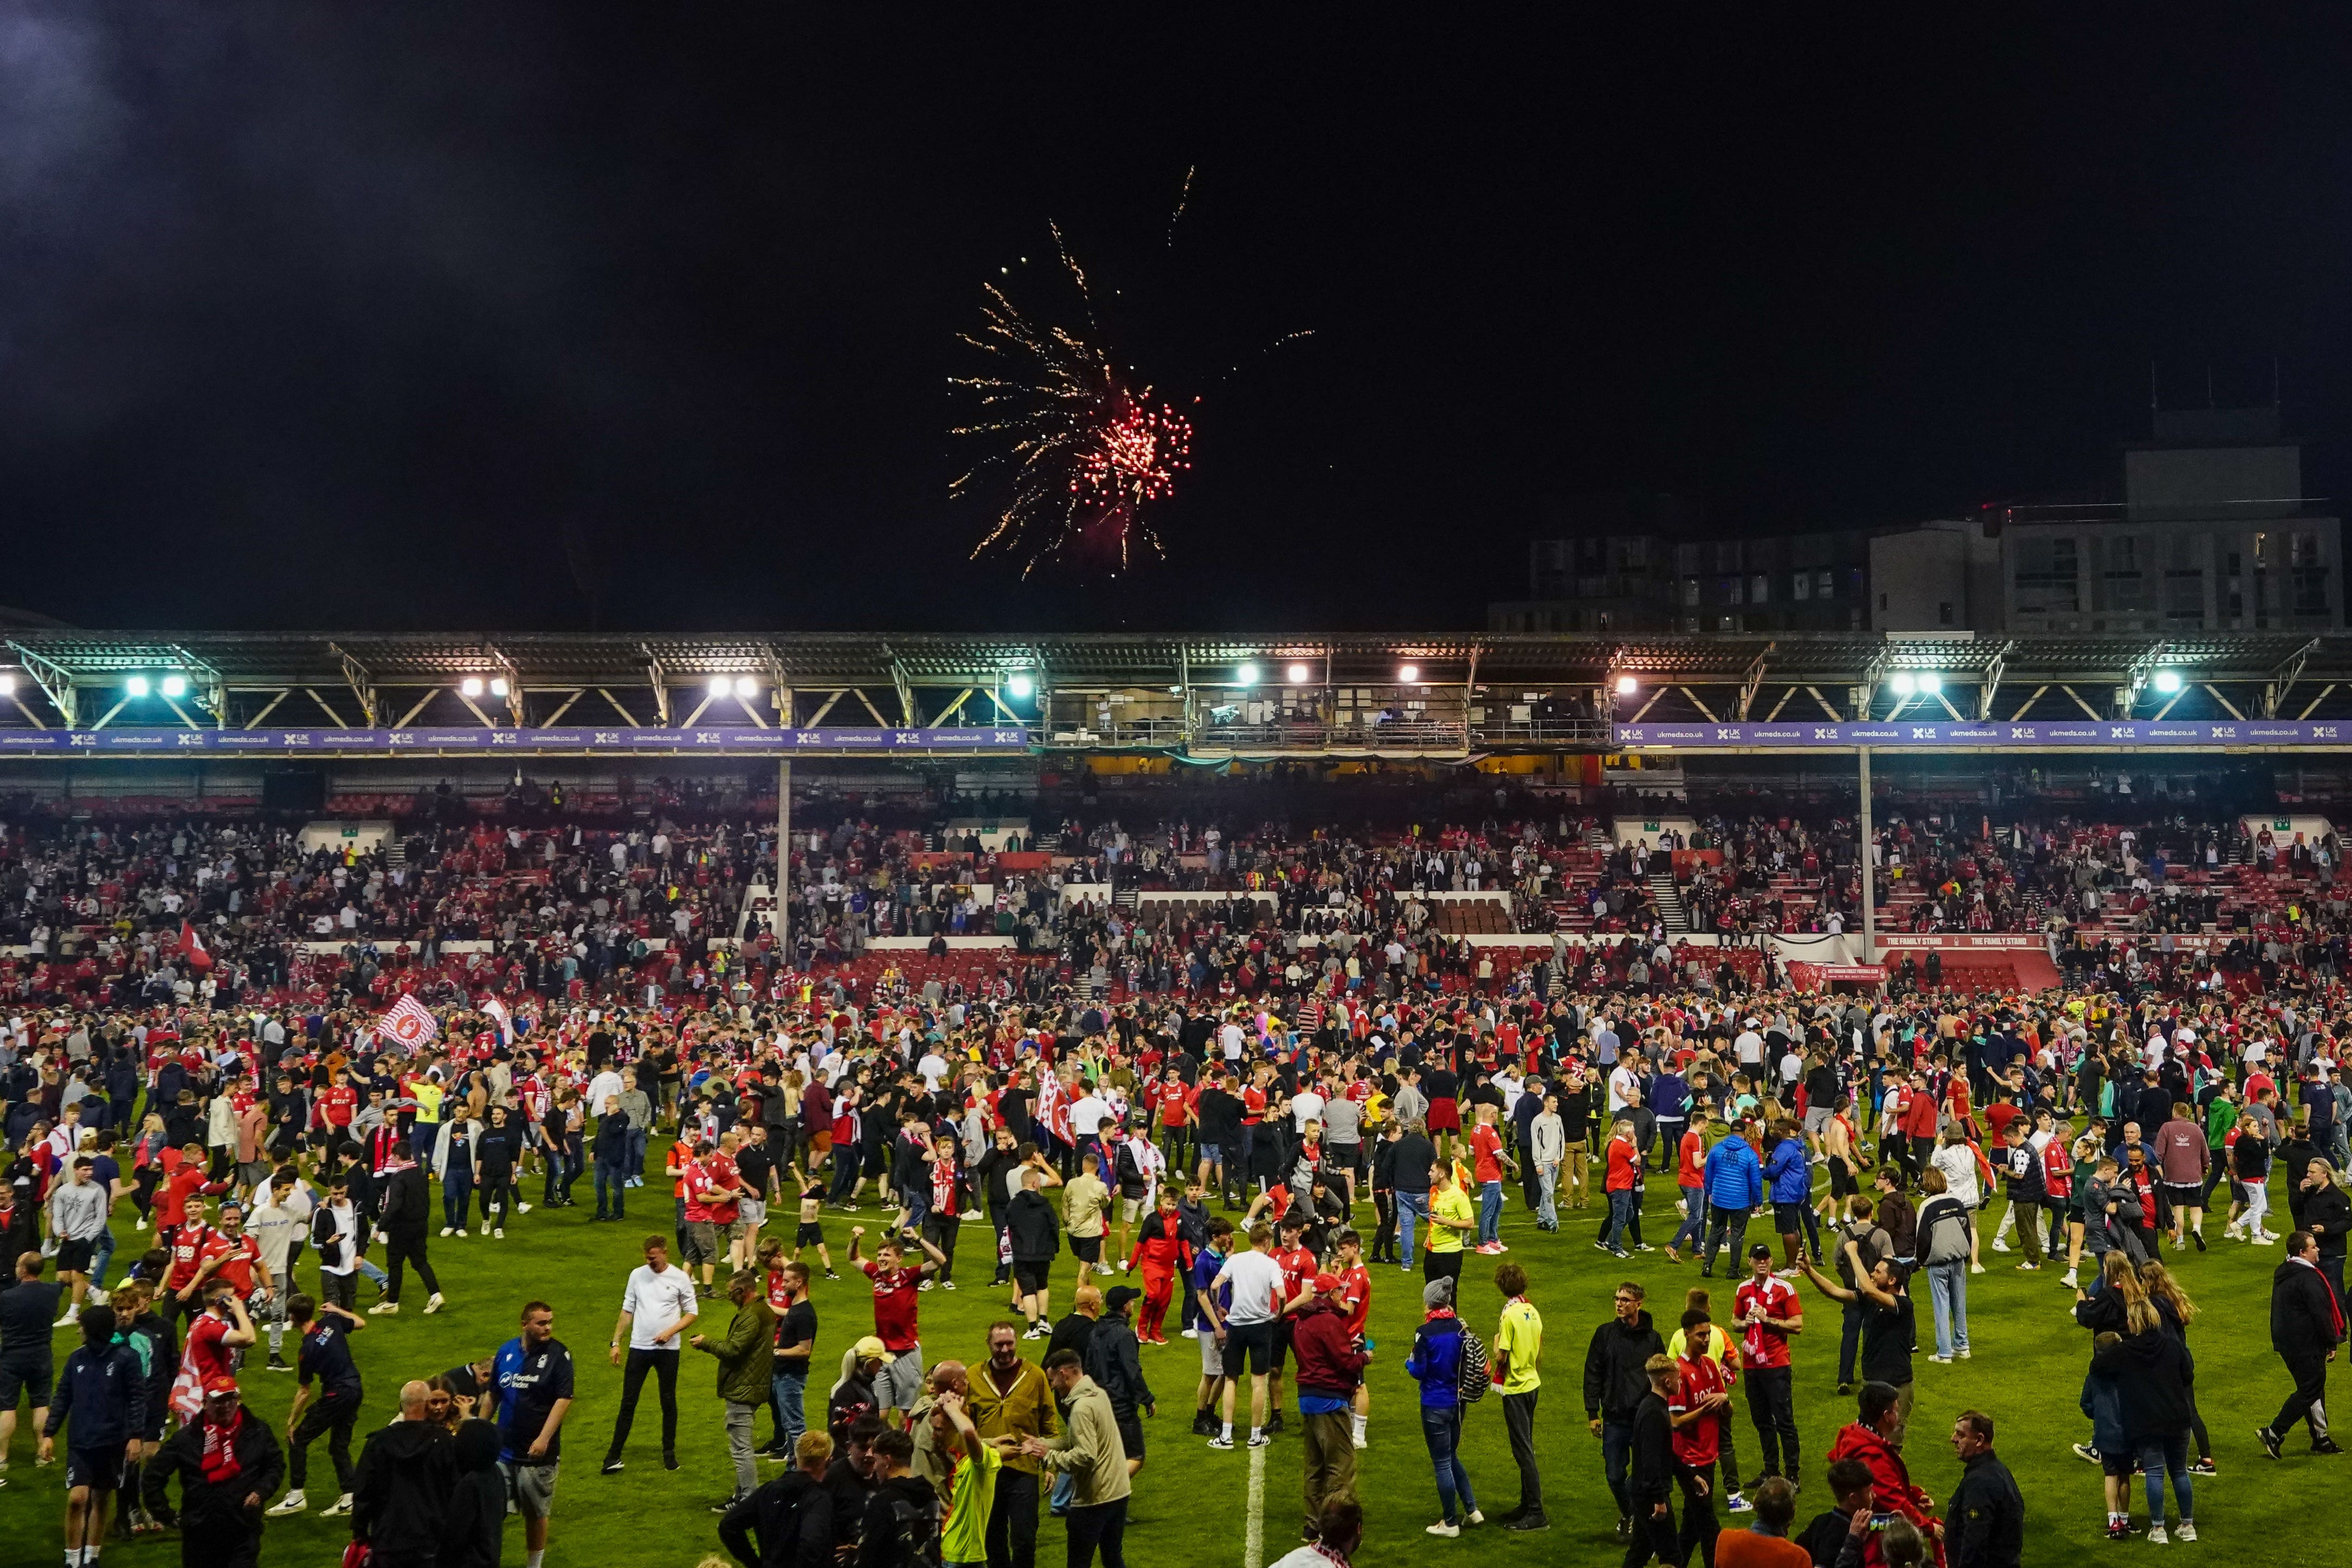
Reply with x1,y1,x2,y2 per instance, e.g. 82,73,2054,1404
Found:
0,726,1031,756
1614,719,2350,750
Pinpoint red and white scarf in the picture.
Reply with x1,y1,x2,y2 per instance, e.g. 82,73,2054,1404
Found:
201,1408,247,1486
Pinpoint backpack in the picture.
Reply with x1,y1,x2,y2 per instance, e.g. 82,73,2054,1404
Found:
882,1484,944,1568
1456,1324,1491,1404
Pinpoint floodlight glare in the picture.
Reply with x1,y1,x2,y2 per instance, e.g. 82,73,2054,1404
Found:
0,673,15,696
1614,674,1638,696
2153,669,2183,694
734,679,758,701
159,674,189,699
710,676,733,697
488,677,510,698
1916,672,1942,696
1397,663,1420,683
1286,662,1311,684
1889,672,1917,696
126,675,151,698
1236,663,1260,685
1007,674,1035,700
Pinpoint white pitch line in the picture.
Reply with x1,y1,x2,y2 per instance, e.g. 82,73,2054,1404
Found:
1245,1434,1267,1568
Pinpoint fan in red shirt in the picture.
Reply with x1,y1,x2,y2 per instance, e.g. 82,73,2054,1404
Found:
200,1203,271,1301
1122,1190,1196,1344
1669,1322,1731,1552
1267,1214,1319,1422
318,1075,359,1132
847,1226,945,1418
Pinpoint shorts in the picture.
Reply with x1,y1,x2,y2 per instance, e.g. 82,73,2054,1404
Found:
1803,1106,1835,1135
1221,1319,1274,1377
682,1221,720,1264
1200,1328,1226,1378
1271,1318,1296,1371
1426,1100,1461,1133
810,1131,834,1157
1827,1157,1855,1198
2102,1449,2136,1479
1072,1235,1102,1264
1120,1197,1146,1226
1115,1411,1144,1461
873,1345,925,1411
1014,1261,1052,1296
1328,1142,1361,1175
2162,1182,2203,1210
66,1445,123,1492
795,1222,827,1247
739,1198,767,1229
1197,1143,1224,1167
1773,1202,1805,1236
722,1216,751,1242
56,1238,94,1274
0,1354,54,1409
502,1459,559,1518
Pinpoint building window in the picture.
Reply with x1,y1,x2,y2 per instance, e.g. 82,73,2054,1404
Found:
2015,535,2080,614
1793,573,1812,601
1717,577,1743,606
1681,579,1701,607
1818,570,1836,598
1751,573,1770,604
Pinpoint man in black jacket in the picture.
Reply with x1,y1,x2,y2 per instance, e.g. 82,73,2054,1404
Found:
1006,1170,1063,1336
1623,1353,1679,1568
2258,1230,2346,1458
144,1377,285,1568
370,1153,444,1316
718,1429,836,1568
1943,1410,2024,1568
1585,1280,1667,1535
351,1379,457,1568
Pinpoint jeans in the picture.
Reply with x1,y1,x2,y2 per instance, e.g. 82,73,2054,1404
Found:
1670,1186,1706,1253
88,1228,116,1292
1397,1190,1430,1264
1602,1188,1637,1253
725,1399,760,1500
1536,1165,1558,1228
1064,1494,1127,1568
596,1159,629,1217
1701,1204,1750,1275
442,1167,474,1230
1925,1259,1970,1356
2137,1431,2192,1524
627,1126,649,1178
607,1346,681,1459
1601,1417,1634,1517
1478,1181,1503,1247
1500,1389,1542,1515
770,1366,808,1451
1419,1404,1477,1524
987,1466,1041,1568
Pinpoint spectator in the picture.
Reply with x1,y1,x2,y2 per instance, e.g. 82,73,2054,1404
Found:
1585,1278,1666,1535
691,1268,778,1511
717,1429,835,1568
1024,1348,1131,1568
43,1304,146,1567
1404,1275,1480,1537
1491,1260,1546,1532
1622,1353,1680,1568
1942,1410,2022,1568
1716,1475,1811,1568
603,1235,700,1475
143,1376,284,1568
966,1320,1059,1568
349,1378,458,1568
1290,1270,1369,1539
2257,1229,2345,1460
268,1293,366,1518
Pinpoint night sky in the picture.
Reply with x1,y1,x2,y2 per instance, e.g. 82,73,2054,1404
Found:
5,7,2351,634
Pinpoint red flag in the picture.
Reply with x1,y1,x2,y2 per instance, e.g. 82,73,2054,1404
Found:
178,920,213,972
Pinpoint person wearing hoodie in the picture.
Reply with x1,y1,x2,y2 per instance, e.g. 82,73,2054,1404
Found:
1823,1383,1937,1553
1763,1122,1817,1273
719,1428,836,1568
1404,1274,1480,1537
1287,1270,1370,1540
1585,1278,1667,1535
43,1304,148,1566
2088,1313,2196,1543
2257,1228,2348,1459
441,1417,508,1568
1081,1285,1154,1478
1623,1353,1681,1568
1700,1119,1763,1277
143,1375,285,1568
350,1379,459,1568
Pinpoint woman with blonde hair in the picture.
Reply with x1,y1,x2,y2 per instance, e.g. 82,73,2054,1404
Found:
2136,1259,2215,1474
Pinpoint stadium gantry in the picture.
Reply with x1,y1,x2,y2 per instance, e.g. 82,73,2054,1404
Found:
7,628,2352,758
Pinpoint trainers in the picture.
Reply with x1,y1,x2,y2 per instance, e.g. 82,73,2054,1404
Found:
424,1293,446,1315
2174,1522,2196,1542
455,1229,468,1238
441,1226,453,1237
517,1202,533,1214
321,1493,352,1517
1957,1347,1972,1359
266,1490,308,1516
1248,1432,1273,1448
1505,1512,1551,1531
1425,1521,1460,1537
266,1352,291,1372
942,1280,957,1290
1929,1353,1954,1364
494,1228,505,1239
2106,1520,2131,1541
1992,1238,2011,1253
2256,1427,2283,1460
2188,1457,2216,1475
1465,1509,1485,1526
2075,1443,2105,1464
1726,1492,1754,1514
369,1301,400,1315
602,1459,626,1475
2148,1525,2169,1545
1207,1436,1235,1450
2312,1436,2344,1455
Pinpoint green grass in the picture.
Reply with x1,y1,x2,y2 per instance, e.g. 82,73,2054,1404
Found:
4,1156,2340,1568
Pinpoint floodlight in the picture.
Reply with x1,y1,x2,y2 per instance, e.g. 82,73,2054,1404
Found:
488,677,510,698
126,675,150,698
1398,663,1420,683
1006,674,1035,701
1286,662,1311,684
460,677,485,698
710,676,733,697
1614,674,1638,696
1236,663,1260,685
1889,673,1916,696
2153,669,2182,695
159,674,189,699
1916,672,1942,696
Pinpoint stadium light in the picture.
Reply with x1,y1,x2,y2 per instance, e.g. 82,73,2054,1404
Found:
126,675,151,698
1916,672,1942,696
0,672,14,696
734,678,758,701
159,674,189,699
1614,674,1638,696
1006,674,1035,701
460,676,485,698
488,676,510,698
1286,661,1311,684
2153,668,2183,695
1236,662,1260,685
1889,672,1916,697
1397,663,1419,683
709,675,732,697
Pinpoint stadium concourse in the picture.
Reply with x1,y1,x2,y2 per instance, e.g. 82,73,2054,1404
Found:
3,763,2351,1567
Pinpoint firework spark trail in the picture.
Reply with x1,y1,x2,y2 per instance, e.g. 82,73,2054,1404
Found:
1166,164,1194,247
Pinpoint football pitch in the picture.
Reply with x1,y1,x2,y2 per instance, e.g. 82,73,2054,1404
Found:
4,1156,2338,1568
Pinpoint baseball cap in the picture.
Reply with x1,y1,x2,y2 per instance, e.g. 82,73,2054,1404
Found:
851,1334,897,1365
1314,1273,1344,1295
204,1375,241,1398
1748,1243,1774,1261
